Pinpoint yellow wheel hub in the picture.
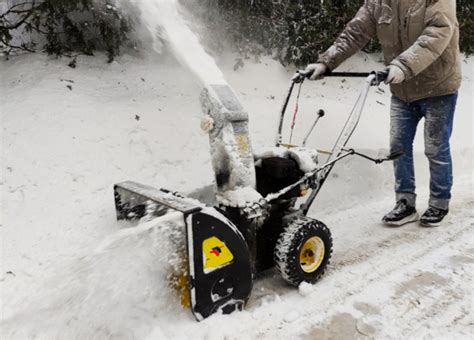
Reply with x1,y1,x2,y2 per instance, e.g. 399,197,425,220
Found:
299,236,325,273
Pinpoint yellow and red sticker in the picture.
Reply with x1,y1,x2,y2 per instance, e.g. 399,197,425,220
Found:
203,236,234,274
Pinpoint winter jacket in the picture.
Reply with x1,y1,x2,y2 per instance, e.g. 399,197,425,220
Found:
318,0,462,103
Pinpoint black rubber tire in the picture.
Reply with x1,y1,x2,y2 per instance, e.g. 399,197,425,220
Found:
274,216,332,286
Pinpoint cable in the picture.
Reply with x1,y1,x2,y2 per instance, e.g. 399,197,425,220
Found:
288,81,304,147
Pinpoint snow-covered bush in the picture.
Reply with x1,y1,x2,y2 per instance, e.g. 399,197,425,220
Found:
186,0,473,66
0,0,131,62
458,0,473,55
1,0,472,64
182,0,377,66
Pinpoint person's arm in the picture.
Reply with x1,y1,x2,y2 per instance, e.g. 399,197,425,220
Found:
390,1,457,80
318,3,376,71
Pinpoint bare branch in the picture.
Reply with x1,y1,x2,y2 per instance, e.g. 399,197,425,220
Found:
0,1,37,19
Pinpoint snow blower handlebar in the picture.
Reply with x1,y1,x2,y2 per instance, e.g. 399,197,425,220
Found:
265,149,402,204
292,69,389,85
276,70,388,147
347,149,404,164
273,70,391,213
265,149,356,203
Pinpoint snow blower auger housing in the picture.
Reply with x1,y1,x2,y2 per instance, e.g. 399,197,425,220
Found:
114,70,398,321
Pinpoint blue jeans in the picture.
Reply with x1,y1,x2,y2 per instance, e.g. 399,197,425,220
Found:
390,93,458,210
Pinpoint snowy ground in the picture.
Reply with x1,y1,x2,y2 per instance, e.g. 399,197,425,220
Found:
1,51,473,339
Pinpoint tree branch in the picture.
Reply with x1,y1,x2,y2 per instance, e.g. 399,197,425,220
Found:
0,1,37,19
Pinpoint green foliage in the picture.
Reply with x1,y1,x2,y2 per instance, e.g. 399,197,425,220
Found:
187,0,473,66
1,0,131,62
2,1,472,64
458,0,473,55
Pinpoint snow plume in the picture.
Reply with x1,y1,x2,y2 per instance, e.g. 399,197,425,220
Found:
128,0,227,86
1,212,190,339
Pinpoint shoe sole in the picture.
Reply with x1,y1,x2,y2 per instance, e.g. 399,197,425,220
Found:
419,221,442,227
383,212,420,227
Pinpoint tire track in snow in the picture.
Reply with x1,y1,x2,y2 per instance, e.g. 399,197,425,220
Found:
301,234,472,340
205,183,473,340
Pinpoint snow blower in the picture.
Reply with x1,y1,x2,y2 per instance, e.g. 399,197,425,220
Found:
114,69,401,321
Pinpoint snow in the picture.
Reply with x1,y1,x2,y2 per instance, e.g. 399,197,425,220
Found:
201,84,257,194
131,0,227,87
1,211,189,339
254,146,319,173
217,186,263,208
298,281,315,297
1,34,473,340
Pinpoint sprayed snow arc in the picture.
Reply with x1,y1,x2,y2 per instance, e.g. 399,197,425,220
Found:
134,0,259,206
133,0,227,86
2,213,189,338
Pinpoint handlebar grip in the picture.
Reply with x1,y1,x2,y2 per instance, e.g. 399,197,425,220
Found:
371,69,390,86
291,69,313,83
291,69,390,84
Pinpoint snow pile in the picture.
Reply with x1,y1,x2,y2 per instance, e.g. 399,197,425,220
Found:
298,281,315,297
131,0,226,86
1,212,189,339
217,186,263,208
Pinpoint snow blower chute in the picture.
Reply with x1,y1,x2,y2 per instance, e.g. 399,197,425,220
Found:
114,69,401,321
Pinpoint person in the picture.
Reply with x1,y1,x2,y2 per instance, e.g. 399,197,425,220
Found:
305,1,461,227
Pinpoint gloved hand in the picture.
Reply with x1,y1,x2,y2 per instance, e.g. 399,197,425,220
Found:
385,65,405,84
305,63,328,80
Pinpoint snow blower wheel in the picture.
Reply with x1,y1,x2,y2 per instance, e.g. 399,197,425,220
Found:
274,217,333,286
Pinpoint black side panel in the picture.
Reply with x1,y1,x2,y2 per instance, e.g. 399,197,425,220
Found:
187,210,253,320
255,157,303,198
255,201,291,272
114,181,201,220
